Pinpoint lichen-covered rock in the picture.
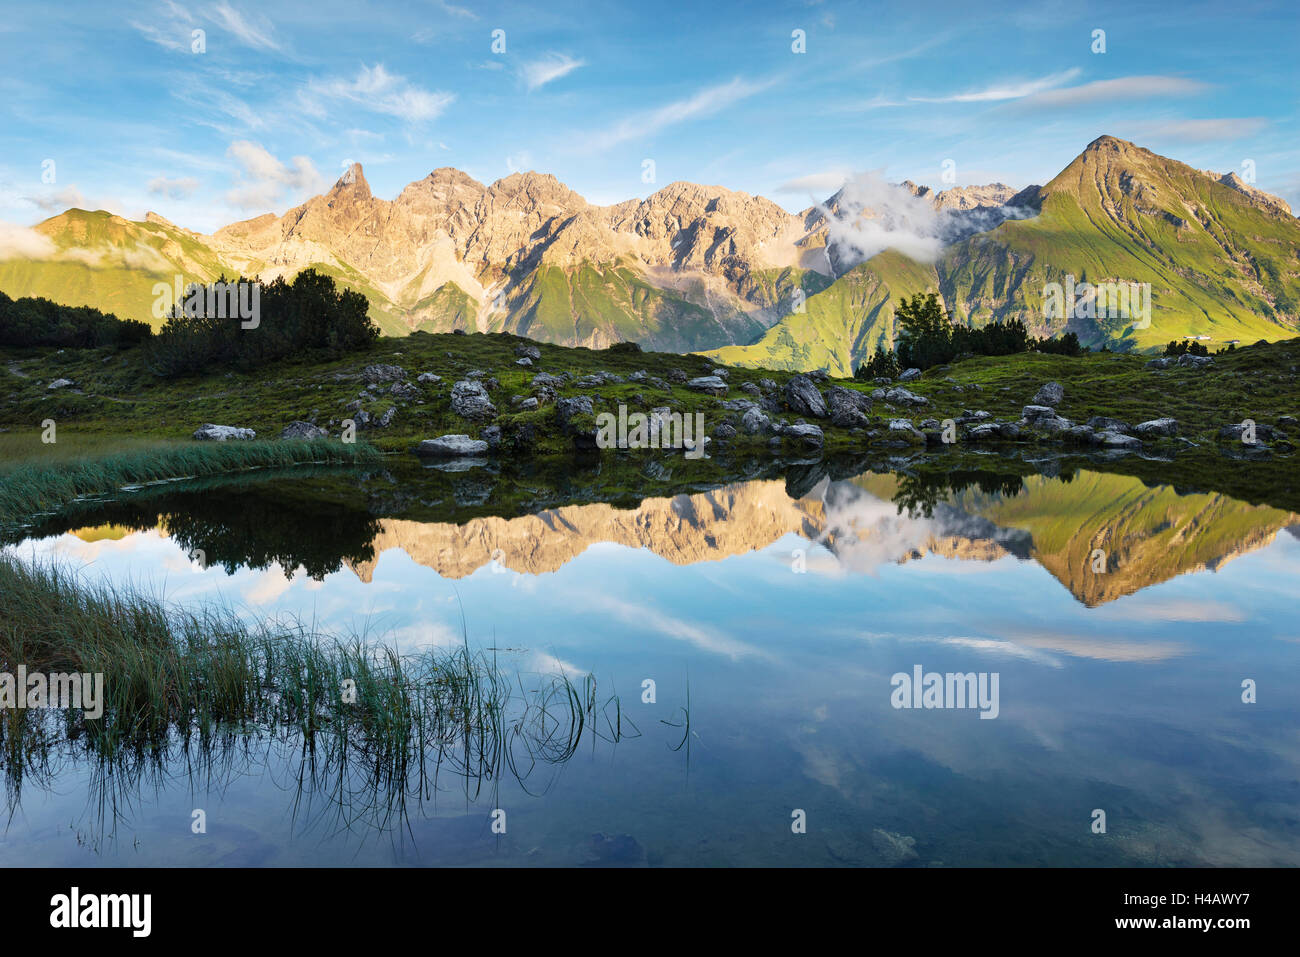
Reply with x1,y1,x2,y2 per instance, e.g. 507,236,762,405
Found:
783,375,828,418
450,379,497,420
1031,381,1064,407
686,375,728,396
362,364,407,383
1133,417,1177,437
193,424,255,441
280,421,327,440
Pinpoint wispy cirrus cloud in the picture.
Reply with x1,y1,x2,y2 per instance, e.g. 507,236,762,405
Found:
910,68,1082,104
307,64,454,124
1013,75,1208,110
520,53,585,92
579,76,774,152
209,1,280,51
1144,117,1268,142
133,1,281,53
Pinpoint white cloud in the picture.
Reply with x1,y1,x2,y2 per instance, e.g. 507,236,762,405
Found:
308,64,455,124
25,185,87,211
1145,118,1267,142
148,175,201,199
910,68,1081,104
581,76,774,152
505,151,533,173
0,221,56,259
224,140,324,209
520,53,585,91
776,170,851,194
1016,75,1208,109
208,2,280,51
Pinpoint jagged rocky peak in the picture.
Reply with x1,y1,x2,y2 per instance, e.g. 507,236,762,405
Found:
332,162,371,196
1213,171,1293,217
486,170,590,212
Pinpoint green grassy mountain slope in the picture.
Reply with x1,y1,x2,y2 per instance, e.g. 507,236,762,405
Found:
939,136,1300,350
706,136,1299,373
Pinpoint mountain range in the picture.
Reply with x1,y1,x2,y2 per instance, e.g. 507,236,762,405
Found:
2,135,1296,374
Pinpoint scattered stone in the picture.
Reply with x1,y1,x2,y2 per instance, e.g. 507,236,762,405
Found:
897,368,922,383
686,375,728,396
1097,430,1141,449
390,381,422,401
666,369,688,384
806,369,830,383
416,372,441,384
758,378,778,392
416,434,489,457
740,381,762,396
47,378,74,390
712,423,737,441
516,357,533,367
1065,425,1101,446
1031,381,1065,407
450,379,497,420
1147,354,1214,370
514,343,541,361
782,422,824,447
193,424,255,441
280,421,327,440
1086,416,1131,434
884,387,929,407
888,418,925,441
739,406,773,435
378,407,397,428
480,425,502,450
784,375,829,418
1133,417,1178,437
362,364,406,383
517,396,539,411
555,395,595,433
708,367,730,380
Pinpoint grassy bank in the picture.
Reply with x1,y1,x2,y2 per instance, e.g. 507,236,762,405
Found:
0,553,623,804
4,331,1296,453
0,437,380,529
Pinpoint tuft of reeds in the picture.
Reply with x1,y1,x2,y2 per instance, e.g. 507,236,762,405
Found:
0,554,629,831
0,438,380,529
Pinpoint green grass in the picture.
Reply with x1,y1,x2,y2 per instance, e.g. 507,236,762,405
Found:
0,437,380,529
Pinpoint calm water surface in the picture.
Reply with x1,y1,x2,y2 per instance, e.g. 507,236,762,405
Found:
2,463,1297,866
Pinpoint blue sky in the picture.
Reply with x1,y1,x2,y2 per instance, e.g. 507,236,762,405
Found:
1,0,1296,232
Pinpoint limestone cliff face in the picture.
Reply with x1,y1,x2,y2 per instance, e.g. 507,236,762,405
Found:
204,163,1029,344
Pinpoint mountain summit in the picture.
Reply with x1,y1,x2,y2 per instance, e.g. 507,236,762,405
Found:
2,136,1295,367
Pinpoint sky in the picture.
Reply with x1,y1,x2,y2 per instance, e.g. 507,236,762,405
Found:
0,0,1296,232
